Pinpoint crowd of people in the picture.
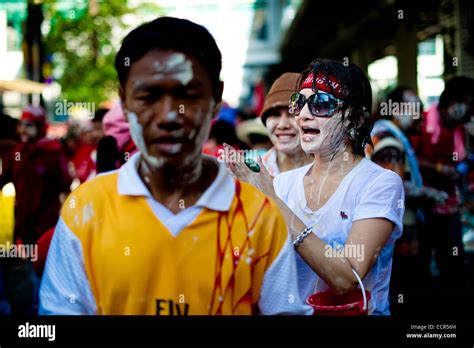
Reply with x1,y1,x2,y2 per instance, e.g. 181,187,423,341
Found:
0,16,473,315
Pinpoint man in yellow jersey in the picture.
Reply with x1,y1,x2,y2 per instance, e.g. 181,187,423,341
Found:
39,17,311,315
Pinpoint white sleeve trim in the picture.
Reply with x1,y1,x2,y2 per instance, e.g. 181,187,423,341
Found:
39,218,97,315
258,234,313,315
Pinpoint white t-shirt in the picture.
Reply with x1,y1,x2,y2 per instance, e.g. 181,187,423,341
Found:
273,158,405,315
261,147,280,177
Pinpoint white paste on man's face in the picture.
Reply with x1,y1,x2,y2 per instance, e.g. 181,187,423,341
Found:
166,111,178,122
127,111,164,169
152,52,193,85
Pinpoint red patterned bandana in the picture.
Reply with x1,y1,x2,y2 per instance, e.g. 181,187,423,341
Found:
300,72,349,99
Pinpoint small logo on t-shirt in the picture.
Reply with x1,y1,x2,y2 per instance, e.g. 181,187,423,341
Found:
340,211,348,220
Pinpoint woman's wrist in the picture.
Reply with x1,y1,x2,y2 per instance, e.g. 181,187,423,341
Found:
264,183,277,200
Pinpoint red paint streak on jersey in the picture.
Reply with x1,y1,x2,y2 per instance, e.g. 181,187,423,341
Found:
209,180,271,314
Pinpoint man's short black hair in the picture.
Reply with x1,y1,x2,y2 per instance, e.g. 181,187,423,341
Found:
115,16,222,100
299,58,373,156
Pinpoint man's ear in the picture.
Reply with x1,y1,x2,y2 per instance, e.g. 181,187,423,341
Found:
119,85,128,120
212,80,224,116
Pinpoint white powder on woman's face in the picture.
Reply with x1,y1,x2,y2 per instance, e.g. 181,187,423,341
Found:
299,112,344,155
152,53,193,85
127,111,164,169
266,116,301,154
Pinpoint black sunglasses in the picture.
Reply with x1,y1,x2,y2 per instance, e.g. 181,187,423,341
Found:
289,91,344,117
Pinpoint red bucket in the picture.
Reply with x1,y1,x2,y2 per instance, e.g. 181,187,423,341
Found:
307,268,371,316
307,288,371,315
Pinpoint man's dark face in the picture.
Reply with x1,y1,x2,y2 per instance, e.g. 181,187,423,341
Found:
121,49,222,169
17,120,39,143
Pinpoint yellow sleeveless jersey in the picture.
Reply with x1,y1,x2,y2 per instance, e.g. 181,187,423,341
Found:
56,171,288,315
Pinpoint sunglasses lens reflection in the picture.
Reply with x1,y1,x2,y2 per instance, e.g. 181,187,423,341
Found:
290,93,305,115
290,92,341,117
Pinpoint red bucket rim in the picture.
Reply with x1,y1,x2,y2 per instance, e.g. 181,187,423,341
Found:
306,289,372,311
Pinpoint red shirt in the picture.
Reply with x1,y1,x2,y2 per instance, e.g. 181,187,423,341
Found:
72,143,96,183
0,138,72,244
418,123,463,196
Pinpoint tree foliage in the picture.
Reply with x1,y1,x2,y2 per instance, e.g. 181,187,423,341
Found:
43,0,161,105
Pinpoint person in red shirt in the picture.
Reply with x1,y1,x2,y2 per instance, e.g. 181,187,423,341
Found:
0,105,72,315
0,105,72,245
71,109,107,183
417,76,474,289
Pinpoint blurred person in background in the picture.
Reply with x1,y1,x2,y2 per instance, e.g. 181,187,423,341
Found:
32,108,109,278
236,117,272,158
71,108,108,183
202,105,248,157
60,120,80,159
417,76,474,289
0,105,72,245
96,103,138,174
368,87,445,310
0,105,72,314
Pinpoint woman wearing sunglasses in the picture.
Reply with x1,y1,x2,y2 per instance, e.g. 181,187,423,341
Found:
224,59,404,315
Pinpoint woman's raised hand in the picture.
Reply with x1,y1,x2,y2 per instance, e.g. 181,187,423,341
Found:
220,143,276,198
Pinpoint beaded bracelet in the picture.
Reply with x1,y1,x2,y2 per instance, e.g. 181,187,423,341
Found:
292,226,313,248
